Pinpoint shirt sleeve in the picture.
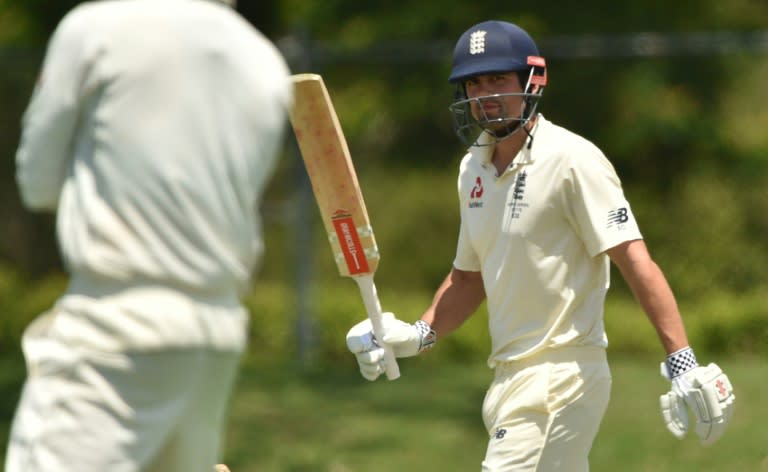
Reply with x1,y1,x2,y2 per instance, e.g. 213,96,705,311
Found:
452,214,481,271
15,7,95,211
452,161,482,272
562,146,643,257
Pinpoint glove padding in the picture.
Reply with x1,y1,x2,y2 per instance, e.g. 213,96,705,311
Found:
346,313,434,381
660,362,735,446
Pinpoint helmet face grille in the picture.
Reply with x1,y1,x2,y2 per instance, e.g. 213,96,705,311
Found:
449,21,541,84
449,90,543,147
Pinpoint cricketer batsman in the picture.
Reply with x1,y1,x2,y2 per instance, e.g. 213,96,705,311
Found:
346,20,735,471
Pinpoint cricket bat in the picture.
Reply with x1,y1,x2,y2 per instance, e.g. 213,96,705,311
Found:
289,73,400,380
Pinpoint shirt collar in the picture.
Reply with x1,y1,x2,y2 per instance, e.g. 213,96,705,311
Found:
469,114,544,168
513,115,543,166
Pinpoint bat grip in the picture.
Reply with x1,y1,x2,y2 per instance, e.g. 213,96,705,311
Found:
353,274,401,380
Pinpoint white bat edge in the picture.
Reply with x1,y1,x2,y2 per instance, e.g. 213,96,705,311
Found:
353,274,401,380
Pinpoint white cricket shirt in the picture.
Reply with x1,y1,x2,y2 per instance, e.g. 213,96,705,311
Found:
453,116,642,367
15,0,292,351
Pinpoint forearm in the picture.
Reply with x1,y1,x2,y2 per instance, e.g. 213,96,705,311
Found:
625,260,689,353
420,267,485,337
610,241,689,354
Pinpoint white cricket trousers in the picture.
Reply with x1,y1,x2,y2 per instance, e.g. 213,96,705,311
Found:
481,347,611,472
5,314,241,472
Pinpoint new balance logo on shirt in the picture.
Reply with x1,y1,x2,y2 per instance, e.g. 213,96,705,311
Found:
607,207,629,228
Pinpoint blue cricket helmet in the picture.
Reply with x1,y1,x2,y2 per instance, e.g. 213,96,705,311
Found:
449,20,541,83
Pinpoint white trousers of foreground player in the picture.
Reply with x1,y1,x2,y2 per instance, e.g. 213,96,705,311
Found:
481,347,611,471
5,310,241,472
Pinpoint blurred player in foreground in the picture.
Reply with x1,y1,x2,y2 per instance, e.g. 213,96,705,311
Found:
346,20,735,470
7,0,291,471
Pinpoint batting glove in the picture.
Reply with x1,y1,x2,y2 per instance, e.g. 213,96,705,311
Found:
346,312,436,381
659,347,735,446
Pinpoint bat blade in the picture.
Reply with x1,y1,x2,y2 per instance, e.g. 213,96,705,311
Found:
289,73,400,380
289,74,376,276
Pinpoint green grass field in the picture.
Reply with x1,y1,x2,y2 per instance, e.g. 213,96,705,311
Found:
220,354,763,471
1,353,764,471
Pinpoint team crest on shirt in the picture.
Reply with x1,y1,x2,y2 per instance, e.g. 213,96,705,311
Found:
469,176,484,208
508,171,529,219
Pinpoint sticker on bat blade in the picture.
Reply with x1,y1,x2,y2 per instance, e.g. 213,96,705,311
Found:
331,210,370,274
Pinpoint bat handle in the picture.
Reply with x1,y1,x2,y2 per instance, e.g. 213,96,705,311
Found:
353,274,401,380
